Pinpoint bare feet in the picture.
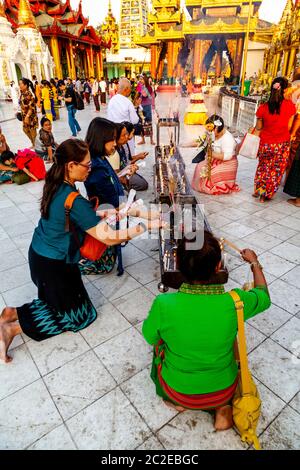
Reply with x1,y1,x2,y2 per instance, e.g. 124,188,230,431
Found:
252,193,259,198
287,198,300,207
163,400,186,413
151,141,156,146
259,196,266,203
0,323,15,363
137,140,145,145
214,405,234,431
0,307,18,325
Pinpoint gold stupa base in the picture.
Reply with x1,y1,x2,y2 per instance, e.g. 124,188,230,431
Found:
184,112,208,125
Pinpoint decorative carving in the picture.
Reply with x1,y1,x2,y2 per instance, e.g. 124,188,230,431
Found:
2,59,10,85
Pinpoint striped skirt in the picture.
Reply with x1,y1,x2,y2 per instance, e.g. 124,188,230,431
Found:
192,157,240,195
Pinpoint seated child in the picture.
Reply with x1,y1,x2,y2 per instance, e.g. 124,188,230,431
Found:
0,126,10,156
35,117,58,162
0,151,18,184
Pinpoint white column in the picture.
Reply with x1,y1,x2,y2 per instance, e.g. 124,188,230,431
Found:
25,60,32,80
11,62,18,84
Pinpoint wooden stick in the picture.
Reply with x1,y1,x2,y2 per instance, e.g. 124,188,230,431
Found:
223,238,241,254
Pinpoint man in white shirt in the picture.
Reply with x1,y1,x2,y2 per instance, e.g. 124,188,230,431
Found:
75,78,81,93
91,77,100,112
99,77,107,105
107,77,139,155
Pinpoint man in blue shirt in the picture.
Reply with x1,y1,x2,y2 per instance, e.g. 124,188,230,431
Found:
58,79,81,137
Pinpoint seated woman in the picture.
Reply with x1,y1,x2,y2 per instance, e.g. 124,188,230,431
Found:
119,121,149,192
0,125,10,156
0,138,162,363
35,117,58,163
143,231,271,430
192,116,240,195
0,151,18,184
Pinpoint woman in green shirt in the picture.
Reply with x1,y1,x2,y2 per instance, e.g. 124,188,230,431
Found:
0,139,162,364
143,231,271,431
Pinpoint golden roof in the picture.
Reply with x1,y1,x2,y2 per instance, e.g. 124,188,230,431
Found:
18,0,37,29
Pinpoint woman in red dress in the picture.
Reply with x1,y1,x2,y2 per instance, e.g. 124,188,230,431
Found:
253,77,296,202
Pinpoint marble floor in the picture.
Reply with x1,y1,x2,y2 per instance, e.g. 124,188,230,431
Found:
0,93,300,450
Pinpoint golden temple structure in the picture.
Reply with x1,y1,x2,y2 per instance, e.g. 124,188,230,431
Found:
97,0,119,55
135,0,275,84
263,0,300,81
3,0,109,79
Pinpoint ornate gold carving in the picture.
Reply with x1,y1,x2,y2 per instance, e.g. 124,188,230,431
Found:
2,60,10,85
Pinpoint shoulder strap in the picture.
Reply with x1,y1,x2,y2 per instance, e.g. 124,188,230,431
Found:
229,290,252,395
64,191,80,232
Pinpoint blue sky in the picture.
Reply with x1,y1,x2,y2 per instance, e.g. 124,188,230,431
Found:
71,0,288,27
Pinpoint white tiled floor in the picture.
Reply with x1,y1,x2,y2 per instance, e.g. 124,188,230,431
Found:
0,94,300,450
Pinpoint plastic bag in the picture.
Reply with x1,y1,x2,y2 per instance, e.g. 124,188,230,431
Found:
238,133,260,159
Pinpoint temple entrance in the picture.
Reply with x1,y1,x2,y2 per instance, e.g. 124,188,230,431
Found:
15,64,24,82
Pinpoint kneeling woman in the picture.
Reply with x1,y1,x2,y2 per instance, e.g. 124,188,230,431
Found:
143,231,270,430
0,139,161,363
192,116,240,195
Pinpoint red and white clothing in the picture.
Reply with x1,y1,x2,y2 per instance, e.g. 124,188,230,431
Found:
192,130,240,195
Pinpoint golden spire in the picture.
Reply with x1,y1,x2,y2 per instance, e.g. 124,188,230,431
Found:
0,1,6,18
108,0,112,14
18,0,37,29
280,0,294,26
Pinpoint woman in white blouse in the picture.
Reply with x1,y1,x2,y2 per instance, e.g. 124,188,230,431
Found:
191,115,240,195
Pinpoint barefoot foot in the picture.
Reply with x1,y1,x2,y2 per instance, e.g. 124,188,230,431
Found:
163,400,186,413
137,140,145,145
287,199,300,207
0,323,14,363
0,307,18,325
214,405,233,431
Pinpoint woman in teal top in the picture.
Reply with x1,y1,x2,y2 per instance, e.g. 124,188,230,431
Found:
0,139,162,363
143,231,271,431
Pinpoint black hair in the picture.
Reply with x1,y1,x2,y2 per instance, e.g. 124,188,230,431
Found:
115,122,127,143
20,78,37,101
85,118,116,158
41,80,51,87
40,116,51,127
206,115,224,133
57,79,65,88
41,139,89,219
122,121,134,134
177,230,222,283
268,77,289,115
0,150,15,165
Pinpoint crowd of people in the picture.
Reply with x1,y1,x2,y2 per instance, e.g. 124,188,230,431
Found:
1,67,300,433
